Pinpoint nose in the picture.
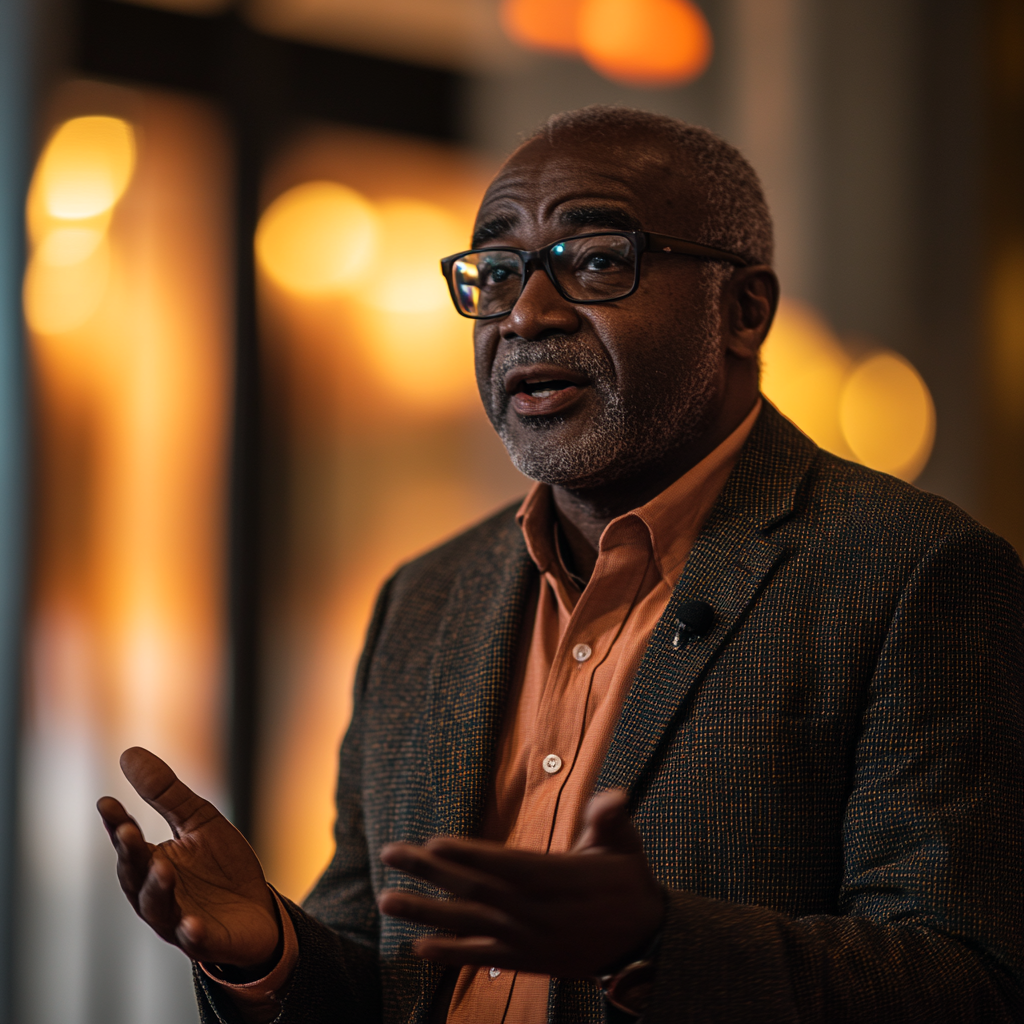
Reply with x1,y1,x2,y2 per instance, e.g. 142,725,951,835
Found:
500,264,580,342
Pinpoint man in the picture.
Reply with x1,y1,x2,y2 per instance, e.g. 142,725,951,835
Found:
99,107,1024,1022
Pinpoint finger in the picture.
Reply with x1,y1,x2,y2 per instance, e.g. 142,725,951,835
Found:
573,789,644,855
97,796,142,842
380,843,515,908
378,888,518,941
411,935,528,970
419,838,584,888
137,854,183,944
119,747,219,837
112,818,155,899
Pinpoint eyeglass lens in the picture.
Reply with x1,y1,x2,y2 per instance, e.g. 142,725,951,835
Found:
450,233,637,317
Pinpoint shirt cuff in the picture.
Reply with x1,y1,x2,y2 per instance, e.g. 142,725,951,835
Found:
200,888,298,1014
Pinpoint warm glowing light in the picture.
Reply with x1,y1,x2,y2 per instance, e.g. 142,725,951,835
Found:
578,0,713,87
500,0,584,55
255,181,377,296
362,197,464,314
760,299,853,457
35,116,136,220
23,236,111,335
36,226,106,266
839,350,935,481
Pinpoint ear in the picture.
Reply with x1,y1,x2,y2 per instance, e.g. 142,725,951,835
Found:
720,265,779,360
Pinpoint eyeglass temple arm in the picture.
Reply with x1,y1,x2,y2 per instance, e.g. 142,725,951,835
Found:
644,233,752,267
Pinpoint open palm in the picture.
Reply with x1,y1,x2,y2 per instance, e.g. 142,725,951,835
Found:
97,746,280,969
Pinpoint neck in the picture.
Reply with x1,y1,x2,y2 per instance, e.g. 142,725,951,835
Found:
550,386,758,580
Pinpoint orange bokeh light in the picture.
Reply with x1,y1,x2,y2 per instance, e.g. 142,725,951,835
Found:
579,0,712,88
500,0,585,56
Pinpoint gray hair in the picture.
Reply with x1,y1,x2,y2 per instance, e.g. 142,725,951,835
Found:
527,106,773,269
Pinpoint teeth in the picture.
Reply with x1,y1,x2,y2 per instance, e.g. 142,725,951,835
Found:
533,389,556,398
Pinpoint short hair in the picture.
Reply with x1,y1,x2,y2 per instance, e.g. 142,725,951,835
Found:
527,106,773,268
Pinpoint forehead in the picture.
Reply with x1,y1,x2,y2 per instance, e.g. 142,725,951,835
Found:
473,135,699,243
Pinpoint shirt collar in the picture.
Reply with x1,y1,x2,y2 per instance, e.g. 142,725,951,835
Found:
516,399,762,589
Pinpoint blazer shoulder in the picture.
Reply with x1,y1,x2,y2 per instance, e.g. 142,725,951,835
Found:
386,500,527,601
798,447,1019,565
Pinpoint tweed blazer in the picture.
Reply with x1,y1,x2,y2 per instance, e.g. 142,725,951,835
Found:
197,402,1024,1023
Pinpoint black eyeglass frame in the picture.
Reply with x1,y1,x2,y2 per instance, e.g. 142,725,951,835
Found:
439,230,752,320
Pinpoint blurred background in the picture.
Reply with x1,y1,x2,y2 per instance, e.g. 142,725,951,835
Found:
0,0,1020,1020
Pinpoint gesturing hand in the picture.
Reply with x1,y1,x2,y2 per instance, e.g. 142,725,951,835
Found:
378,789,664,978
97,747,279,969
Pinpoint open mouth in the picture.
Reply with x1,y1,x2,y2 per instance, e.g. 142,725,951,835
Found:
502,364,590,417
518,379,577,399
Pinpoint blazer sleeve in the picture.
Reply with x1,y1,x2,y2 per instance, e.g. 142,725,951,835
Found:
644,526,1024,1024
192,576,397,1024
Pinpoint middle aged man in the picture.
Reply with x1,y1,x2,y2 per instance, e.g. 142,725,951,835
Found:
99,106,1024,1023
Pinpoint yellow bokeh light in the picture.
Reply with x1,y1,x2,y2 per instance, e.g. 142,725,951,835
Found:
578,0,713,88
35,116,136,221
760,299,853,457
255,181,377,296
839,350,935,481
361,197,465,314
23,235,111,335
351,301,478,415
500,0,584,55
36,226,106,267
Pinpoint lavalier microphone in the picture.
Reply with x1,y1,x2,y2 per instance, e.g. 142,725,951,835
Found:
672,600,715,648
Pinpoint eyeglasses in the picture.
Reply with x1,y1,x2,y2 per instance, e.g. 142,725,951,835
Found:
440,230,750,320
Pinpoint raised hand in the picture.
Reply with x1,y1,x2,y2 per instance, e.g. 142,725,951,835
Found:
377,789,665,977
97,747,280,969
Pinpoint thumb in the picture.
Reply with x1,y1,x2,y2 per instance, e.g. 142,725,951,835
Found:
120,746,216,837
573,789,644,855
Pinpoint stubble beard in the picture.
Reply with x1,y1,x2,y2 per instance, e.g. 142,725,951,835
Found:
485,291,723,491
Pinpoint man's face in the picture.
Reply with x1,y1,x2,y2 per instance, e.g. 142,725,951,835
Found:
472,134,728,491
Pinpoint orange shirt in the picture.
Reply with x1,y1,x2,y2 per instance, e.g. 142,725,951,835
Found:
215,402,761,1024
445,400,761,1024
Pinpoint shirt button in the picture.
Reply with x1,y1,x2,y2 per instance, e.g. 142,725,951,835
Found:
542,753,563,774
572,643,592,662
489,967,501,979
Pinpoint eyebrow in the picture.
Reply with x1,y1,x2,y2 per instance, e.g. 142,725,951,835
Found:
470,205,643,249
472,214,517,248
559,205,643,232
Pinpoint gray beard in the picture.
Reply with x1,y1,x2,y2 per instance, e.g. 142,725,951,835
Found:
485,298,721,490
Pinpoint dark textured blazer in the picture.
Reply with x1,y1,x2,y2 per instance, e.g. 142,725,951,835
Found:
197,402,1024,1023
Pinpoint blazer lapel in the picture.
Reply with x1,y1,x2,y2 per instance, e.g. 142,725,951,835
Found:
427,516,536,839
597,401,818,795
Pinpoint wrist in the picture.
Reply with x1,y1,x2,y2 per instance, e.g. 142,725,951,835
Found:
210,886,284,981
595,892,666,1018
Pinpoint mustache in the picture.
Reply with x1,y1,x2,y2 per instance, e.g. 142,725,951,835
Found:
492,337,614,385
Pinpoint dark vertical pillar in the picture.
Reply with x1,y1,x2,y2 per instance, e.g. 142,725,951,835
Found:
222,19,288,838
0,0,31,1013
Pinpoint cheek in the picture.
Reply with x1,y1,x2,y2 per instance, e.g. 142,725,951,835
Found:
472,324,502,396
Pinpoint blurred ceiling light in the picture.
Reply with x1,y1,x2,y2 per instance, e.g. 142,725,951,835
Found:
578,0,712,87
35,116,136,221
760,299,853,457
361,197,465,314
23,235,111,336
500,0,584,56
500,0,713,87
839,350,935,481
256,181,377,296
